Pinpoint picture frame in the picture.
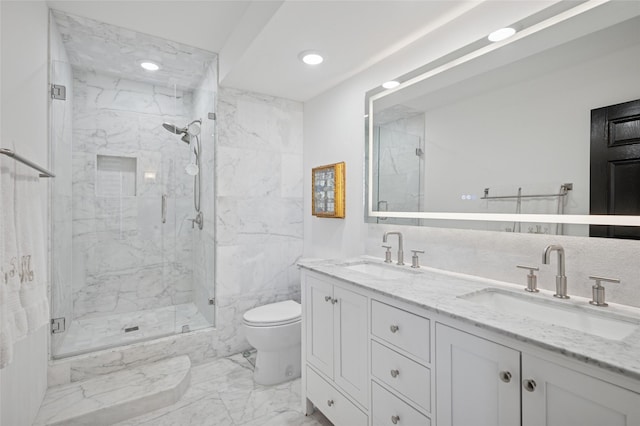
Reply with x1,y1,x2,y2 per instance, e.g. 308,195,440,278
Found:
312,162,345,218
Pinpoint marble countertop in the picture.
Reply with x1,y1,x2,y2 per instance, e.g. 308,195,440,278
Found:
298,256,640,381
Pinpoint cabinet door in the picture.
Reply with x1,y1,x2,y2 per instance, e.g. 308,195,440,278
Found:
436,324,520,426
305,275,334,378
522,354,640,426
334,286,368,406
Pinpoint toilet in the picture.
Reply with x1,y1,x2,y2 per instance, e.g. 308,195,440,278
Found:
242,300,302,385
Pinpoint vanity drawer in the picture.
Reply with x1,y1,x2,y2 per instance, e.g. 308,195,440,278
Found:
372,381,431,426
371,300,430,363
371,340,431,412
306,366,368,426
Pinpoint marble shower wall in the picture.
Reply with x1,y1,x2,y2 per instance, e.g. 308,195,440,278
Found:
71,69,195,319
191,62,217,325
50,16,75,354
215,87,304,353
373,113,424,226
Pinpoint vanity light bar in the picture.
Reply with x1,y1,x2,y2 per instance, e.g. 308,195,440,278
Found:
366,211,640,227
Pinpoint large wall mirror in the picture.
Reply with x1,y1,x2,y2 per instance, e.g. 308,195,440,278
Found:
365,0,640,237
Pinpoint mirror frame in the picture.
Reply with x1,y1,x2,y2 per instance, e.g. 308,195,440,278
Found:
366,0,640,228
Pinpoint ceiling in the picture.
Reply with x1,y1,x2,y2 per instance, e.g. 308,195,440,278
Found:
46,0,478,102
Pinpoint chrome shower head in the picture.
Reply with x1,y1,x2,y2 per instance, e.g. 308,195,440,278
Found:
162,122,187,135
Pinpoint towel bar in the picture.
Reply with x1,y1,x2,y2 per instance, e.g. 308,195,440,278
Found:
0,148,55,178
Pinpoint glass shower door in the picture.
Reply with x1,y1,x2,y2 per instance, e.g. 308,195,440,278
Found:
374,126,423,225
49,59,217,358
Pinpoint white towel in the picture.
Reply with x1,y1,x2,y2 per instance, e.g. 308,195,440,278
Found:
15,169,49,332
0,153,49,368
0,154,26,368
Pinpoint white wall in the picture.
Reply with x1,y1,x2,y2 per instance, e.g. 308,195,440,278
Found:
303,1,557,258
0,2,50,425
422,41,640,221
304,1,640,308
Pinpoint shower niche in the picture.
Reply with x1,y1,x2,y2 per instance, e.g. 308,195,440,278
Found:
49,10,217,358
96,155,137,197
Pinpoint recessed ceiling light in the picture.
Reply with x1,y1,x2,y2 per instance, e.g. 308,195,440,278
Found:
488,27,516,42
299,51,324,65
140,61,160,71
382,81,400,89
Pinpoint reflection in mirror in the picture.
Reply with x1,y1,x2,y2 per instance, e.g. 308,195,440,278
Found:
371,108,424,226
366,1,640,236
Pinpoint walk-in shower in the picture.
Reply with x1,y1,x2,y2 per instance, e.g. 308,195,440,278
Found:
49,10,217,358
163,119,203,229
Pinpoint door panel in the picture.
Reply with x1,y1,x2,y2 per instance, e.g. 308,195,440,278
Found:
305,275,334,378
334,286,368,406
522,353,640,426
590,99,640,238
436,324,520,426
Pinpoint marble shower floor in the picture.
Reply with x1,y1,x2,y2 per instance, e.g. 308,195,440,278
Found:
114,352,332,426
56,303,211,357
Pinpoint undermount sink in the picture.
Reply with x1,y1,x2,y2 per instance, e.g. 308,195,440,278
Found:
343,262,415,280
460,288,639,341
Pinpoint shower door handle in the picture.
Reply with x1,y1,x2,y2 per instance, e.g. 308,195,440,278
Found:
161,194,167,224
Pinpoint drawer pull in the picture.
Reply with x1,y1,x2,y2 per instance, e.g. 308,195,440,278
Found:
389,324,399,333
391,415,400,424
499,371,512,383
327,399,334,407
390,369,400,378
523,379,537,392
325,296,332,302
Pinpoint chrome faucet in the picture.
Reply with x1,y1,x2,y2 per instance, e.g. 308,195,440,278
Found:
542,244,569,299
382,231,404,265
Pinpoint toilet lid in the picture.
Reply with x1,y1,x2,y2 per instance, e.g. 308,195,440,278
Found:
243,300,301,326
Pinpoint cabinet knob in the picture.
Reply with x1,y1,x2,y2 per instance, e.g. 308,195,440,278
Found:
327,399,334,407
391,415,400,424
390,369,400,378
390,324,399,333
331,298,339,304
523,379,537,392
325,296,332,302
499,371,512,383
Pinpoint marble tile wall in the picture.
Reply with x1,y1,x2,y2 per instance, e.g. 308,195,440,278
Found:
373,113,424,226
51,10,216,92
191,62,217,325
366,223,640,308
71,69,195,319
50,16,75,355
215,87,304,354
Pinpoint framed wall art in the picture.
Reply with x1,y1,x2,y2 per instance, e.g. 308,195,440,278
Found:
312,162,345,218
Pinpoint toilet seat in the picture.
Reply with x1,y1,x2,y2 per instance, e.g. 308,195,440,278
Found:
243,300,301,327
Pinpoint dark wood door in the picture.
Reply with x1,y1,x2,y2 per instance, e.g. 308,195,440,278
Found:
590,99,640,239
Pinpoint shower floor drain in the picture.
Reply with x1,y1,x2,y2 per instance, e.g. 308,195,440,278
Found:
124,326,139,333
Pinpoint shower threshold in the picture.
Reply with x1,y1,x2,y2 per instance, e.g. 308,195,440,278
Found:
54,302,211,358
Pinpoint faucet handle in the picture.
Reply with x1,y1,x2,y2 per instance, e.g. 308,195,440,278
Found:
382,245,392,263
588,275,620,307
517,265,539,293
410,250,425,269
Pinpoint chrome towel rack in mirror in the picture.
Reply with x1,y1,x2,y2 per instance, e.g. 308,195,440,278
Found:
481,183,572,200
0,148,55,178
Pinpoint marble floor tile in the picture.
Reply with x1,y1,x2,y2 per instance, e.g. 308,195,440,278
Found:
116,353,332,426
35,356,191,426
57,302,211,357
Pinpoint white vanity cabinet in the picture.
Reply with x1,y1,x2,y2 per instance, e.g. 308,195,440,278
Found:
370,300,432,425
436,324,640,426
521,353,640,426
300,260,640,426
303,272,369,425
